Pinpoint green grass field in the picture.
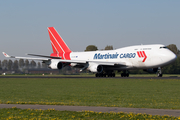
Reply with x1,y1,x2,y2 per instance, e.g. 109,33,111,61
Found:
0,78,180,109
1,77,180,119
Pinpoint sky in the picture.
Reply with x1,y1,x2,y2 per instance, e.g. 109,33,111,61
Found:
0,0,180,60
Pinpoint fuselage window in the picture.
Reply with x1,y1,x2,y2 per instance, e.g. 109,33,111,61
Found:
143,48,151,50
160,46,168,49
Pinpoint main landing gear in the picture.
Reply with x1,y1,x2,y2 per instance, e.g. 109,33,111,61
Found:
95,70,130,77
121,70,129,77
95,71,115,77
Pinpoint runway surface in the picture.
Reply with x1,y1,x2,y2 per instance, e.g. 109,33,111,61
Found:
0,104,180,117
0,75,179,79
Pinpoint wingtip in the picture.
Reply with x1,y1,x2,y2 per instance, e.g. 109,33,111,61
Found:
2,52,10,57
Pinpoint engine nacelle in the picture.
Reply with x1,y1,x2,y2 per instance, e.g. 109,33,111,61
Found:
49,61,63,69
88,64,103,73
143,68,158,73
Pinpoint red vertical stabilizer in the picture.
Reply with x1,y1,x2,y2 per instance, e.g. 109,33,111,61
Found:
48,27,71,60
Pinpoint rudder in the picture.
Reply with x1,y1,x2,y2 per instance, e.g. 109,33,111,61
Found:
48,27,72,59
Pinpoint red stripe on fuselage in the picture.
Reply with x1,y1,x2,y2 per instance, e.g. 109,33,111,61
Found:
139,51,144,57
137,51,147,62
142,51,147,62
137,51,141,57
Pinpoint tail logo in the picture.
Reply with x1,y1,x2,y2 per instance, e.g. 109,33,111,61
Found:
48,27,71,60
137,51,147,62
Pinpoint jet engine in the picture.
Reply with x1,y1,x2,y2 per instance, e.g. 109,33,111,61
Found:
143,68,158,73
49,61,63,69
88,64,103,73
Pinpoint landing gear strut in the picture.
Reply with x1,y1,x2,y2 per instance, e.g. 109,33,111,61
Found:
157,67,163,77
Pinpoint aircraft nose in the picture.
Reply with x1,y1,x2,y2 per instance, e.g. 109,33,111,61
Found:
166,51,177,63
159,50,177,66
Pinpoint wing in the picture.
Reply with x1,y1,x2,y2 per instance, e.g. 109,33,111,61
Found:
27,54,62,59
49,59,126,66
3,52,126,67
2,52,49,61
87,60,126,66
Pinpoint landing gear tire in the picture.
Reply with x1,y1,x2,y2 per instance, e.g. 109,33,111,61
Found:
107,73,115,77
121,73,129,77
95,73,99,77
95,73,106,77
158,73,163,77
121,70,129,77
112,73,115,77
95,72,115,77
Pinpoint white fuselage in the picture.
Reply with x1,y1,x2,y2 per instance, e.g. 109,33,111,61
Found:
69,44,176,70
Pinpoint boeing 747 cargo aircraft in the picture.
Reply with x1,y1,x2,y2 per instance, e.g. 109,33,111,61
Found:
3,27,177,77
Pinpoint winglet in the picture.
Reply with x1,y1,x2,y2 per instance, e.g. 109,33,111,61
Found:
2,52,10,57
2,52,15,58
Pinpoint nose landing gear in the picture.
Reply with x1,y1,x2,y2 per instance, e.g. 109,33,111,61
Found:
157,67,163,77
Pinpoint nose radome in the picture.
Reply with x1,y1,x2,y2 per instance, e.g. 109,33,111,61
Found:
157,50,177,67
167,51,177,63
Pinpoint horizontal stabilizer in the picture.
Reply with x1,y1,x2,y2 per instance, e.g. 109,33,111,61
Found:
27,54,62,59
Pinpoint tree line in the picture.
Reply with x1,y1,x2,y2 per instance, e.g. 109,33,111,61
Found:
0,59,48,71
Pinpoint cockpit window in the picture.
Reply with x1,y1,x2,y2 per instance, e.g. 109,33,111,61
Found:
160,46,168,49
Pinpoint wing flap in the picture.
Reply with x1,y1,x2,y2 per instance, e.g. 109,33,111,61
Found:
27,54,62,59
88,60,126,66
54,59,126,66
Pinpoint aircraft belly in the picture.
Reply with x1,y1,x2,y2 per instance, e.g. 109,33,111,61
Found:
103,66,134,71
132,57,150,68
132,56,164,69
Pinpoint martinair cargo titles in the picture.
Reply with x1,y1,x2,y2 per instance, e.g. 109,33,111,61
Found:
3,27,177,77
